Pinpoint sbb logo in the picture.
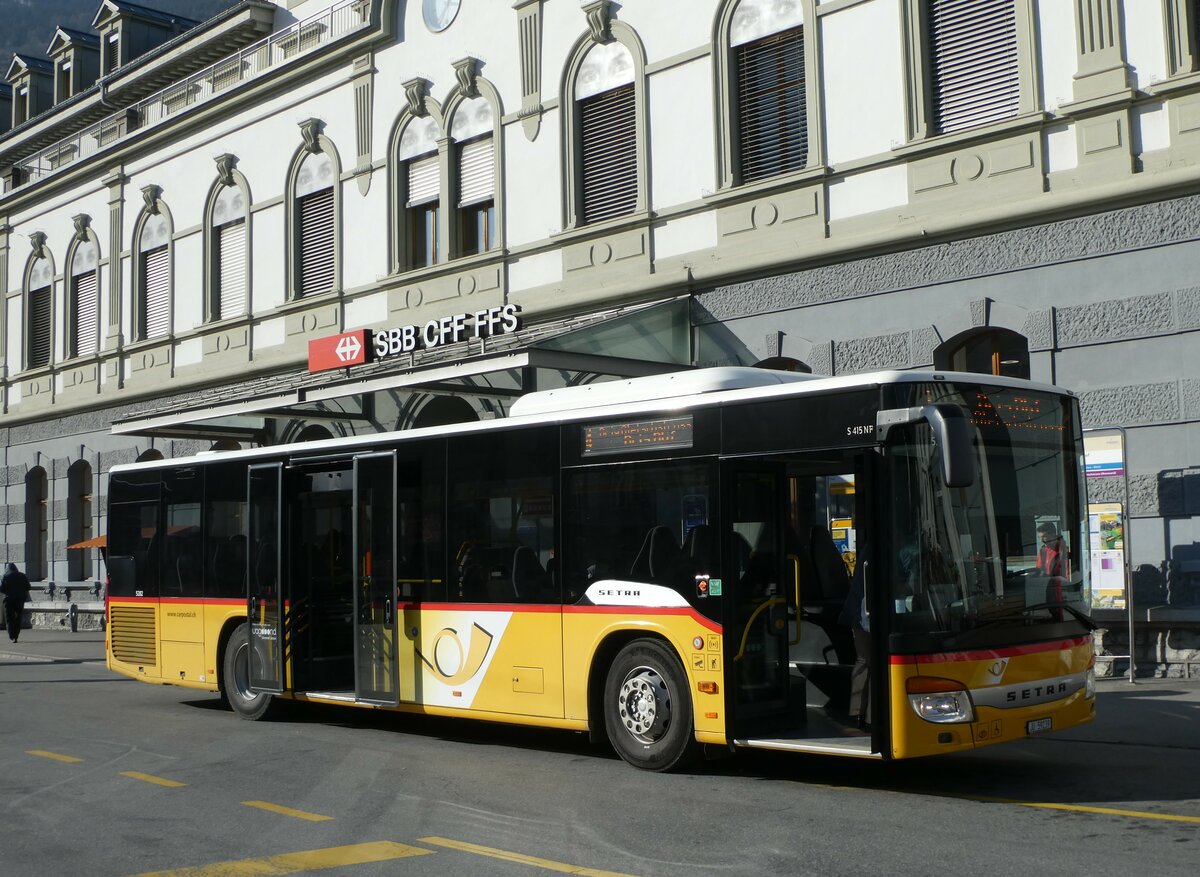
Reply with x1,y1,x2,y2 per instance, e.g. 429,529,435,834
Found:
308,330,371,372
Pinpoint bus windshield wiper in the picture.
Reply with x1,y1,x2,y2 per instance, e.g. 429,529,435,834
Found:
1021,601,1098,631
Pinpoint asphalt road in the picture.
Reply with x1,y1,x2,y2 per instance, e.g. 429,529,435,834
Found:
2,631,1198,877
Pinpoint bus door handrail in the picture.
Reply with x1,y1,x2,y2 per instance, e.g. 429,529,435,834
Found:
788,553,802,646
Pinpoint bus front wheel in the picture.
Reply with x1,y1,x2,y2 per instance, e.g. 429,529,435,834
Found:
221,623,276,720
603,639,699,771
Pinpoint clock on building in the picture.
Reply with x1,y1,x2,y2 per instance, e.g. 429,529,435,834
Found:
423,0,461,33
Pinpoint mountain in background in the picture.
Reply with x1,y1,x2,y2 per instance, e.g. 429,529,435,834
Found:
1,0,242,71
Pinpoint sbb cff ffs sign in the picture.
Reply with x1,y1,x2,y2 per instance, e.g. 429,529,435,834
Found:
306,305,522,374
308,330,370,372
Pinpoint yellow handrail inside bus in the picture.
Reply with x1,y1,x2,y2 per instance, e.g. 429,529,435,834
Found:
733,596,785,662
788,553,801,646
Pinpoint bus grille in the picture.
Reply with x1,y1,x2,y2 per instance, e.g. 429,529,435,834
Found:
110,606,157,665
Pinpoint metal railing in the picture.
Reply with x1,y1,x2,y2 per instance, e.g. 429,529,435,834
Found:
12,0,371,187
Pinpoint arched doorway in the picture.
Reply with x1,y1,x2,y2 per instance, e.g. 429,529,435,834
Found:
411,395,479,429
68,460,94,581
934,328,1030,379
24,467,48,581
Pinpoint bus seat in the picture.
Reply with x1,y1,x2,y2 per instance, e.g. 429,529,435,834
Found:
511,545,546,600
631,526,682,584
810,526,849,605
683,524,713,572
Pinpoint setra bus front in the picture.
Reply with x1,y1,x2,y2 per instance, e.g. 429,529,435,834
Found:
875,379,1096,759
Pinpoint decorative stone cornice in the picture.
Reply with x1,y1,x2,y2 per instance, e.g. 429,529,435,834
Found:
452,56,479,98
582,0,613,43
403,77,430,117
214,153,238,187
29,231,47,258
72,213,92,242
298,117,324,153
140,184,163,214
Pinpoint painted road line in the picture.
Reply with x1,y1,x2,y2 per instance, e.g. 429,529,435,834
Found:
971,795,1200,825
419,836,638,877
27,749,83,763
241,800,333,822
120,771,187,788
128,840,431,877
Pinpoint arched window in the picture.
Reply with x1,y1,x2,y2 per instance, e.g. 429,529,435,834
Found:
136,448,164,462
136,211,172,341
293,149,337,297
209,182,249,320
398,115,442,269
728,0,808,182
451,97,496,257
67,460,93,581
25,466,48,581
68,237,100,358
935,328,1030,379
573,39,639,225
25,255,54,370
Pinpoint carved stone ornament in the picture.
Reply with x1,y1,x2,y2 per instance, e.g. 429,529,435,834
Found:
583,0,613,43
452,56,479,98
298,118,324,153
214,153,238,187
141,184,162,214
29,231,48,258
72,213,92,242
403,77,431,117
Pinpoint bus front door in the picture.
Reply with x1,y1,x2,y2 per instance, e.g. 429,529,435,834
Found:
726,465,792,737
353,452,399,704
247,463,285,693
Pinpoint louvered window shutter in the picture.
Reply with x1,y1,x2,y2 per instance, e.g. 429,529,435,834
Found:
928,0,1019,134
141,246,170,338
71,271,98,357
407,156,439,207
298,188,335,296
736,27,807,183
28,286,52,368
106,35,119,73
579,83,637,224
458,137,494,207
217,218,247,319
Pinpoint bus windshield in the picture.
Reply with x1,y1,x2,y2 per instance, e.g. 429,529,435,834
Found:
885,382,1091,649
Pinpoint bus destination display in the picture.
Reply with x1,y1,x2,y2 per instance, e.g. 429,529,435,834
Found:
583,416,694,457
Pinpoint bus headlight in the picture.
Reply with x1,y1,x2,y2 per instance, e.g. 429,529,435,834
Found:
906,676,975,724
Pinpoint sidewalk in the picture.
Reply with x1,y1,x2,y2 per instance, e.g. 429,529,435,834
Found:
0,627,106,663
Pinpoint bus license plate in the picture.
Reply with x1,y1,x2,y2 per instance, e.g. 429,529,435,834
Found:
1026,717,1052,735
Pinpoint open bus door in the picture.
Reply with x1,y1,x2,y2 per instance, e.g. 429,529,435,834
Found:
247,463,284,694
725,454,878,752
353,452,399,704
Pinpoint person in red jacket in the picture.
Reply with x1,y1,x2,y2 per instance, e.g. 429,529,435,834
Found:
1036,523,1069,578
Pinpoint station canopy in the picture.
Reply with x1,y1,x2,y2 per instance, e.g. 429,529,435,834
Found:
111,297,695,444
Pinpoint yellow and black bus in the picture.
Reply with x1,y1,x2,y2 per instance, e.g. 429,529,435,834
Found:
105,367,1096,770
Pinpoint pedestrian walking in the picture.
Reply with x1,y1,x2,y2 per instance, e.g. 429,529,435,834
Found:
1,562,32,643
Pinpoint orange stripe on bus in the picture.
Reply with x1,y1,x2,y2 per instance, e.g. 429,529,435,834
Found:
889,635,1091,664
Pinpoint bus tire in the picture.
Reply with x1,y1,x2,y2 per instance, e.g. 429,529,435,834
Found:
221,622,276,721
603,639,699,772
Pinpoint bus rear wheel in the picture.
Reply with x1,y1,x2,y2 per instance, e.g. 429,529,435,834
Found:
603,639,699,771
221,622,276,720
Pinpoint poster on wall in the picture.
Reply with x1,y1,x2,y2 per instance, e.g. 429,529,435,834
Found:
1083,429,1128,610
1088,502,1126,608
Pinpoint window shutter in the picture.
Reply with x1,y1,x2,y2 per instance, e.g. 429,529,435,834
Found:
71,271,98,357
579,83,637,224
736,27,807,183
458,137,494,207
106,35,119,73
217,219,247,319
407,155,439,207
928,0,1019,135
29,285,52,368
141,246,170,338
298,187,335,296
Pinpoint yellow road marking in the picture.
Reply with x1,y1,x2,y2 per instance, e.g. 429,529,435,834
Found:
241,800,333,822
419,836,638,877
972,795,1200,825
127,840,431,877
120,771,187,788
27,749,83,763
